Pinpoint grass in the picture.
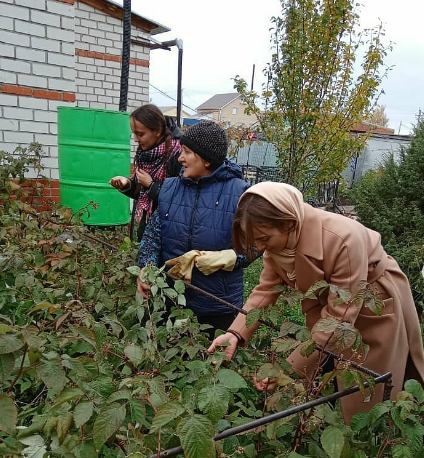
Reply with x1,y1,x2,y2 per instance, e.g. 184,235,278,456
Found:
243,256,305,326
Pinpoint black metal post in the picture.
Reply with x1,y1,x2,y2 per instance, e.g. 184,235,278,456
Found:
119,0,131,112
176,45,183,127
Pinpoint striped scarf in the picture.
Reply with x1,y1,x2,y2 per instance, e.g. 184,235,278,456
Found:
134,139,180,223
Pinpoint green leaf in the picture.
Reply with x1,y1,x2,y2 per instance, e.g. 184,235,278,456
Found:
18,434,47,458
124,345,144,366
129,399,146,426
53,387,84,407
198,385,230,423
108,388,132,403
73,401,94,428
312,316,339,334
392,444,413,458
300,339,316,357
150,401,185,432
0,333,24,354
271,337,299,354
176,414,215,458
339,370,355,389
246,309,261,328
333,321,358,351
321,426,345,458
403,422,424,454
216,368,247,390
94,322,107,350
404,379,424,402
0,352,15,383
127,265,141,276
57,412,73,444
93,402,126,450
0,395,18,435
256,363,280,381
36,358,66,392
367,402,391,425
174,280,185,294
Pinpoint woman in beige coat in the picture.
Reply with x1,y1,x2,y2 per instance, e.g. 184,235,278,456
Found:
208,182,424,422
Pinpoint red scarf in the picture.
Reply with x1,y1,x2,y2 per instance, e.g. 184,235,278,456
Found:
134,139,181,223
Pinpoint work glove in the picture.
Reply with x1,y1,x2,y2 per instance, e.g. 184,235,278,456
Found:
165,250,201,282
195,249,237,275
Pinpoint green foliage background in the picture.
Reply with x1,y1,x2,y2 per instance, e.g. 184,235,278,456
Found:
350,120,424,312
1,144,424,457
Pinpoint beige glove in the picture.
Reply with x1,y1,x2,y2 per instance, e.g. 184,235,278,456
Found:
195,249,237,275
165,250,202,282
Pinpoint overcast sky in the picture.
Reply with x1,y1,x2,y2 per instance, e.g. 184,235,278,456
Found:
119,0,424,135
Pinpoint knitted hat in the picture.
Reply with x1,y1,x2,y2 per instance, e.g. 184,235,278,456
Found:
180,121,228,165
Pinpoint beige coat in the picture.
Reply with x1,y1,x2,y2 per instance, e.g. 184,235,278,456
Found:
230,204,424,422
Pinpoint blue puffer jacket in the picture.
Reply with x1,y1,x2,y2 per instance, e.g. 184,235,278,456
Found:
158,160,249,316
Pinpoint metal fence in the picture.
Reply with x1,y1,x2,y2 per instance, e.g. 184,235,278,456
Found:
231,140,340,206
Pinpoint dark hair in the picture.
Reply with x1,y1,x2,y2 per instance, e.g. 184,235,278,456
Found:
131,104,173,170
131,104,167,136
232,193,297,260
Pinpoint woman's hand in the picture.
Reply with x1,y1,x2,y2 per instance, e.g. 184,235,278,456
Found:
135,169,153,188
207,332,239,361
109,176,130,190
137,268,151,299
253,376,278,392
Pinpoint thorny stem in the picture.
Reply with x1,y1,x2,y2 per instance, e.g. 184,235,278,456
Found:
377,434,393,458
104,346,138,374
66,374,98,407
114,437,127,455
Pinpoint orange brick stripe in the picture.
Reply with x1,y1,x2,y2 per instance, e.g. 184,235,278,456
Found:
0,84,76,102
75,49,149,67
53,0,74,4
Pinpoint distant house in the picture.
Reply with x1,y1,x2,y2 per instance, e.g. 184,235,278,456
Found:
158,106,192,122
196,93,256,127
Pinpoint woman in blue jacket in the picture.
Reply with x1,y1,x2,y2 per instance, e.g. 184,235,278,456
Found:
137,121,249,335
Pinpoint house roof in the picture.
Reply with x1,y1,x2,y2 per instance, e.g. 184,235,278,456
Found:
197,93,240,111
351,121,395,135
84,0,170,35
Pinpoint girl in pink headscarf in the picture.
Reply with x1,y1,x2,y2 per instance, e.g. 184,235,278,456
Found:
208,182,424,423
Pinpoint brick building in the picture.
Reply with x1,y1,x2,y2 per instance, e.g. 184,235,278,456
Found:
0,0,168,206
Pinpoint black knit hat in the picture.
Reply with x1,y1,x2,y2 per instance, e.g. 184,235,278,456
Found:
180,121,228,165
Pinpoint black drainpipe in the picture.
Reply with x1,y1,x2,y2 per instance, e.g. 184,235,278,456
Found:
119,0,131,112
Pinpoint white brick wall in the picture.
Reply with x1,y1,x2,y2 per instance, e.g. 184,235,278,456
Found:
1,0,156,179
74,2,150,111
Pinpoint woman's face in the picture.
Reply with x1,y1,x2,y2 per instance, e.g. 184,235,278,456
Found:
178,145,212,181
249,223,293,253
130,117,161,151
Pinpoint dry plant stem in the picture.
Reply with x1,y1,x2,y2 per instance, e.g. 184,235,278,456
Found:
156,429,161,458
6,345,28,394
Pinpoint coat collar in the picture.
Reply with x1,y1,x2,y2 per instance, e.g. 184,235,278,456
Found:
296,204,324,260
294,204,325,293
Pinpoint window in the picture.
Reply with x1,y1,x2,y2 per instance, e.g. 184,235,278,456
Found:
232,107,238,115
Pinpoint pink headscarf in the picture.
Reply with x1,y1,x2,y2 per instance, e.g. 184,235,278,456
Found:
239,182,305,281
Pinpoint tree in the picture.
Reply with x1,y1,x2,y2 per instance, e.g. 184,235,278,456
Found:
366,105,390,127
234,0,391,193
